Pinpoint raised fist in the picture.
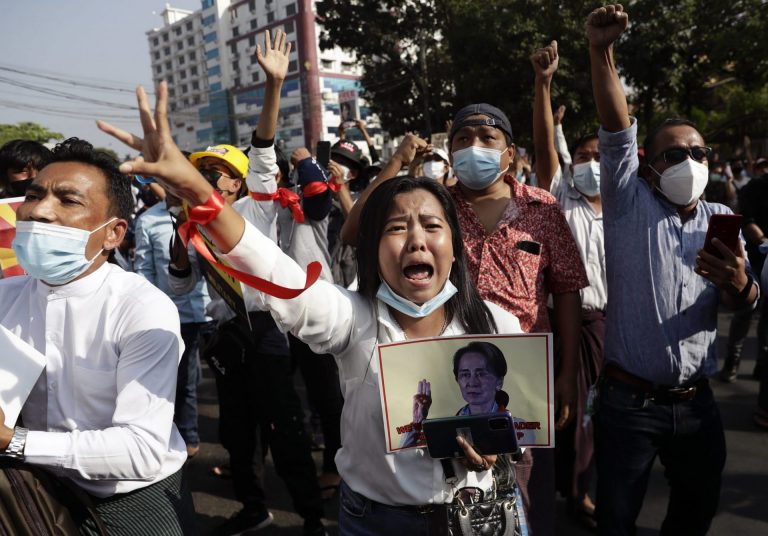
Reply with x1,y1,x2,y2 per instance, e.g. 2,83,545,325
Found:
586,4,629,49
530,40,559,81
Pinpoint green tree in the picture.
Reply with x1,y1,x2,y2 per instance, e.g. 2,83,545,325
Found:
0,122,64,147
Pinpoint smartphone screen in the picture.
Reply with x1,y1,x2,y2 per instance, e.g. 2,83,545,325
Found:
703,214,743,259
316,141,331,169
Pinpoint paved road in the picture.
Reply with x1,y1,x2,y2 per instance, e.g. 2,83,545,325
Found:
187,311,768,535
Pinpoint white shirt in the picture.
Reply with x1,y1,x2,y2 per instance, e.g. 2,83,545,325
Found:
0,263,187,497
221,221,523,506
549,167,607,312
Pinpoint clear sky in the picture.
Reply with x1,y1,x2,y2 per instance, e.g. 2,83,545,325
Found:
0,0,200,157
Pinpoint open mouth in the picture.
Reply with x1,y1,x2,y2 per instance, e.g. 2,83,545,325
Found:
403,263,434,282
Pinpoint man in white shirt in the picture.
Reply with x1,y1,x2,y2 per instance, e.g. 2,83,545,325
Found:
0,138,193,534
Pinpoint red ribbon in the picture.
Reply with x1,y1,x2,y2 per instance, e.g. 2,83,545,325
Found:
178,190,321,299
303,179,341,198
251,188,305,223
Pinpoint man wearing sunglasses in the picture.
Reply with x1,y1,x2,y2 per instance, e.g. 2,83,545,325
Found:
587,5,759,535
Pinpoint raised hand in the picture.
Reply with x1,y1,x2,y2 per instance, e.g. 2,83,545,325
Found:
586,4,629,50
412,379,432,424
554,104,567,125
530,40,559,82
256,29,292,82
97,82,213,206
394,134,431,167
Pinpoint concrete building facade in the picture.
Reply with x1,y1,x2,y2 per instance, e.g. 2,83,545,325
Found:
146,0,383,156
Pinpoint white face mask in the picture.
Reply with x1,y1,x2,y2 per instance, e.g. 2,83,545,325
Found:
337,164,351,183
422,160,446,180
651,159,709,206
571,160,601,197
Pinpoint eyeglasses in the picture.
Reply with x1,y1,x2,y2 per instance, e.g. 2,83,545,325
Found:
652,146,712,165
199,168,228,184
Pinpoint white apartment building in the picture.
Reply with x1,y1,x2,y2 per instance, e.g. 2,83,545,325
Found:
146,0,383,156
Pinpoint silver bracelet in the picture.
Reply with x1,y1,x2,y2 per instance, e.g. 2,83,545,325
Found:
4,427,28,459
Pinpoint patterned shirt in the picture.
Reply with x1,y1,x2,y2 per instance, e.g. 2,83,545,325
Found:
451,176,589,333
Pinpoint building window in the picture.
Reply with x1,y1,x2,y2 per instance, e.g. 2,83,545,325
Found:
233,77,241,88
248,35,256,47
189,51,196,60
154,51,160,60
164,47,171,56
249,0,256,11
202,0,214,9
192,80,200,90
286,3,296,16
203,31,217,43
181,84,188,93
167,74,174,83
180,70,187,79
162,33,169,42
250,19,258,30
288,60,297,72
186,21,193,31
168,88,175,97
208,65,221,77
285,21,295,34
191,65,198,75
165,61,172,70
251,72,259,83
267,12,274,23
232,61,239,72
175,27,182,36
341,61,354,73
176,41,183,50
232,26,239,37
210,81,222,91
152,37,159,46
187,36,194,46
193,96,200,104
250,54,259,64
202,14,216,26
321,59,333,70
179,56,185,65
230,43,237,54
155,65,162,74
206,48,219,60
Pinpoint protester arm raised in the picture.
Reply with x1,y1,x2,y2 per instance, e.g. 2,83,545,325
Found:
531,40,561,192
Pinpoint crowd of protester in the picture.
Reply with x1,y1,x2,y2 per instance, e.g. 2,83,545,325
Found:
0,5,766,536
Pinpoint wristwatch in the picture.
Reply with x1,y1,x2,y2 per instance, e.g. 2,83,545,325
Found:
4,427,28,459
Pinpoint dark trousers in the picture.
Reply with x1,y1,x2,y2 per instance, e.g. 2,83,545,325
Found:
175,322,207,446
205,317,323,522
595,376,726,536
289,334,344,475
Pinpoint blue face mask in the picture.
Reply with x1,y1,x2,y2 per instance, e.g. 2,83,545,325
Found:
12,218,115,285
571,160,601,197
376,279,458,319
452,146,506,190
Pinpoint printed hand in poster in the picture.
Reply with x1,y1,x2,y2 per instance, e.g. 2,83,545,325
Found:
412,379,432,425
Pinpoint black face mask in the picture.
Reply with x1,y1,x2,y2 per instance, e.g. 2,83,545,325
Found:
8,178,33,197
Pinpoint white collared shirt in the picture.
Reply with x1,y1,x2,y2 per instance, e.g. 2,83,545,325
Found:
0,263,187,497
221,221,523,506
549,167,607,312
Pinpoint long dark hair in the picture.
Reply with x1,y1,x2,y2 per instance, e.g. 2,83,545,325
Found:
356,176,497,335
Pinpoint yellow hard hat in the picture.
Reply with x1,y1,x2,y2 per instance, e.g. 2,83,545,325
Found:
189,144,248,178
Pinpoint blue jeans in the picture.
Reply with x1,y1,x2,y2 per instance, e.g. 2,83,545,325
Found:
595,376,726,536
174,322,207,446
339,481,435,536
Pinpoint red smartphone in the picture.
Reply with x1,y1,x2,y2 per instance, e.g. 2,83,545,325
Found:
703,214,743,259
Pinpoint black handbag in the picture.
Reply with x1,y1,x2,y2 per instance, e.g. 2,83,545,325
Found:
442,458,523,536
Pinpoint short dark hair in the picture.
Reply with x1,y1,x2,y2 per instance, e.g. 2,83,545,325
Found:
452,341,507,380
355,176,498,335
274,144,290,182
643,118,699,163
0,139,52,192
570,132,599,159
48,138,134,221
